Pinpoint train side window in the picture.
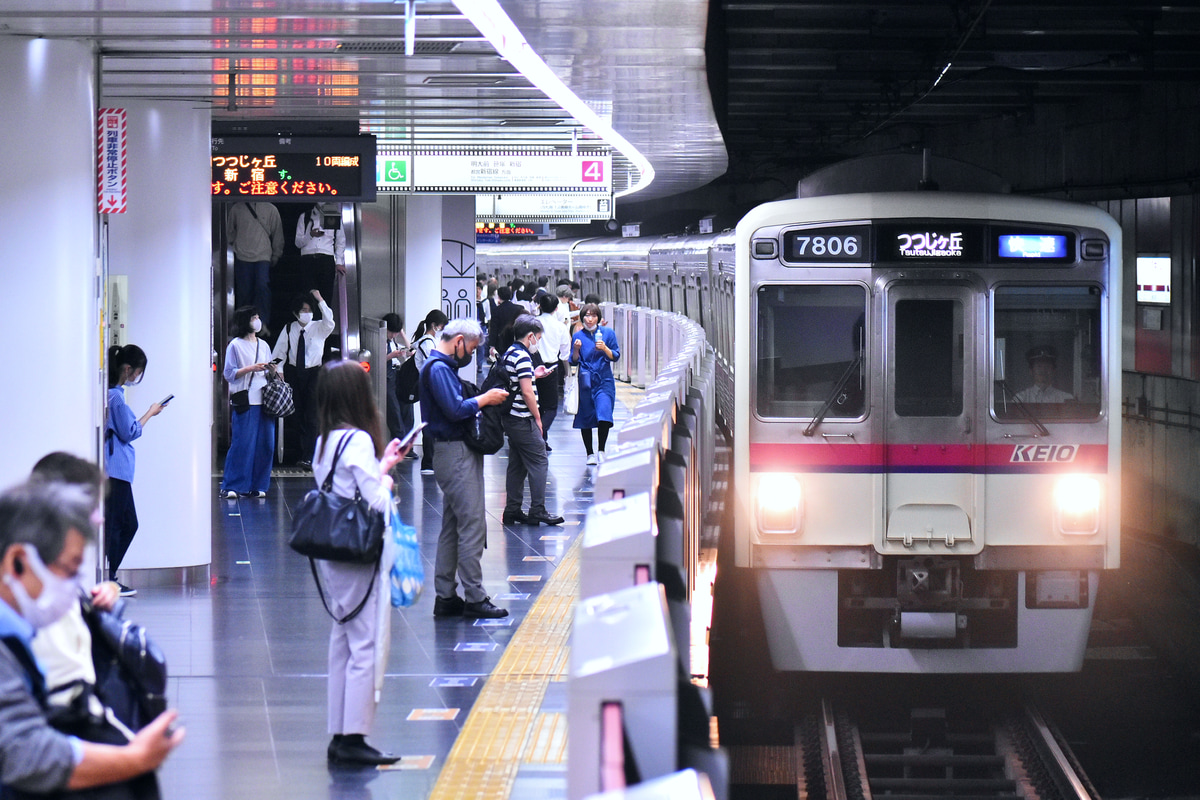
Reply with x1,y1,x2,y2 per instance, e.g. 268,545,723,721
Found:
993,286,1102,420
756,284,866,419
894,299,964,417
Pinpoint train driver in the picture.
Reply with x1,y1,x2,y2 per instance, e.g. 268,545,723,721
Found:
1015,345,1074,404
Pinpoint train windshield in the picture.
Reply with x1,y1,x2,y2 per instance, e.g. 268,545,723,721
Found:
993,286,1102,420
756,284,865,419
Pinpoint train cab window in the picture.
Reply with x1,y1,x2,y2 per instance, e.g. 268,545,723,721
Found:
993,286,1102,420
756,284,866,419
894,299,964,417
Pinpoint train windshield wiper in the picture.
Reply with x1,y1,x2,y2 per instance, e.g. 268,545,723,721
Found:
804,352,863,437
998,381,1050,437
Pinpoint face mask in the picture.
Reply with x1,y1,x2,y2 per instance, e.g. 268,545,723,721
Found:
453,341,473,369
250,318,262,333
297,312,313,326
3,545,80,629
584,320,598,332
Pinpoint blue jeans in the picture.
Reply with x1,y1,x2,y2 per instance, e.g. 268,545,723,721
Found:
221,405,275,494
234,258,271,322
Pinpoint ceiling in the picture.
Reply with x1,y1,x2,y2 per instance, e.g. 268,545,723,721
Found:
3,2,1199,212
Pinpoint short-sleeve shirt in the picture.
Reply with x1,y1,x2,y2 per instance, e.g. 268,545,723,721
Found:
503,343,536,418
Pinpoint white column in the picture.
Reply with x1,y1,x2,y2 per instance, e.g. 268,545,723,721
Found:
442,195,477,321
403,195,444,337
0,38,98,490
105,101,212,570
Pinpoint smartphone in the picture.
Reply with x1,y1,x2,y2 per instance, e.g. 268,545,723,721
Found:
270,357,283,364
398,422,428,452
543,363,557,373
160,394,174,405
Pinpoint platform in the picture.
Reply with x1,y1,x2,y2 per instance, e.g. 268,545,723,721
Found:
124,385,645,800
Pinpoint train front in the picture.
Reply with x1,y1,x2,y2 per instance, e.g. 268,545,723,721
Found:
733,192,1122,673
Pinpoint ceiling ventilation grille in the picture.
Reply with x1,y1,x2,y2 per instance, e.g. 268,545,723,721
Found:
336,40,460,55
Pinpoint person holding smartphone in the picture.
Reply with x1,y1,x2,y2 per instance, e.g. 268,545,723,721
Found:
295,204,346,317
219,306,275,500
570,302,620,465
104,344,166,596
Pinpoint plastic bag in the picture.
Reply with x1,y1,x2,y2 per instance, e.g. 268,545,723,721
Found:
388,506,424,608
564,367,579,415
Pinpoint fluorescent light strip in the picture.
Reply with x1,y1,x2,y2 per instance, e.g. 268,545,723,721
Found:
452,0,654,198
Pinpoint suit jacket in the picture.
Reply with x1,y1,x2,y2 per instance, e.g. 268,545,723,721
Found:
489,300,523,353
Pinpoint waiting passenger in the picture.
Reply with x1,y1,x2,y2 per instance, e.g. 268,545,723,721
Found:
419,319,511,619
382,312,414,445
535,293,570,448
412,309,449,475
0,481,184,796
501,315,563,527
104,344,166,596
271,290,336,468
1015,345,1074,404
312,361,408,766
571,303,621,465
219,306,275,499
488,285,523,357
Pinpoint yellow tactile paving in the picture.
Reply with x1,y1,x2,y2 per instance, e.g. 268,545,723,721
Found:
428,539,580,800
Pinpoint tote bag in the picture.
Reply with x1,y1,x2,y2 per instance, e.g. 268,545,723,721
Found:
564,367,579,415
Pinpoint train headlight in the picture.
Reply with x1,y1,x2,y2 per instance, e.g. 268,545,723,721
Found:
1054,475,1100,534
757,474,803,535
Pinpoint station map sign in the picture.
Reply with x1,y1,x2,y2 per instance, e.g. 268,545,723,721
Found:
211,135,377,202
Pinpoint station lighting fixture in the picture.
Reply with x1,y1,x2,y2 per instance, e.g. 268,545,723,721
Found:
756,473,803,535
1053,474,1101,534
452,0,655,198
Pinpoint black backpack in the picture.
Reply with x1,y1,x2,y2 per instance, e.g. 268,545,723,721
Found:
395,354,420,403
461,360,512,455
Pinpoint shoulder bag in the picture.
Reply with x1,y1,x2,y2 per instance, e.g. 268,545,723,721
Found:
84,599,169,733
289,432,386,564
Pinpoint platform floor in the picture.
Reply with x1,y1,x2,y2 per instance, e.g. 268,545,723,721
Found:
127,389,642,800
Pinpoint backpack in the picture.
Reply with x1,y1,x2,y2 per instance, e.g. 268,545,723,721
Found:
461,360,512,455
396,336,434,404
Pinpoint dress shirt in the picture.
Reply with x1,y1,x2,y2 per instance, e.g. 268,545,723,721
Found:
271,299,336,369
105,385,142,483
295,207,346,265
536,312,570,363
418,351,481,441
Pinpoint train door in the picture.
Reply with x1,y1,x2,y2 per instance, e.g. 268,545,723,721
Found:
882,283,985,556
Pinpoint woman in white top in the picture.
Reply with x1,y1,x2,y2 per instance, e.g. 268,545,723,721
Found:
411,309,448,474
535,293,570,449
220,306,275,499
270,290,336,467
312,360,408,766
295,203,346,309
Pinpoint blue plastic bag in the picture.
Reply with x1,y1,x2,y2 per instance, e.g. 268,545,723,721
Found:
389,507,424,608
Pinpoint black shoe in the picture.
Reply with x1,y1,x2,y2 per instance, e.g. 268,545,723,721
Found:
433,595,465,617
527,513,565,526
328,735,400,766
327,734,344,761
544,442,553,453
463,597,509,619
501,510,531,525
115,582,137,597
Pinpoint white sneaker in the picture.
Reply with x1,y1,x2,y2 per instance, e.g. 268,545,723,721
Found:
253,491,267,499
586,454,598,466
598,451,606,463
223,490,238,499
420,468,435,475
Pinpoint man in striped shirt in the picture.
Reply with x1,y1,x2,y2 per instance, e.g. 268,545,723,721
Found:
501,315,564,527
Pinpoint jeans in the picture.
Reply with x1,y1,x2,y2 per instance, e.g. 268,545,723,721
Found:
234,259,271,322
221,405,275,493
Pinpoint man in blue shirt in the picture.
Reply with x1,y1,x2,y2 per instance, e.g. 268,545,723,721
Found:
0,482,184,795
418,319,511,619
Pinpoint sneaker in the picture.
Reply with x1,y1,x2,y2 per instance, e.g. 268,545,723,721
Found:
433,595,465,617
297,459,312,470
116,582,137,597
598,451,606,463
252,491,267,499
222,490,238,499
586,454,598,466
420,467,435,475
463,597,508,619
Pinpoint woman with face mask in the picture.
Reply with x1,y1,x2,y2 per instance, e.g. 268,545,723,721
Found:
219,306,275,500
104,344,166,596
271,290,337,468
570,302,621,465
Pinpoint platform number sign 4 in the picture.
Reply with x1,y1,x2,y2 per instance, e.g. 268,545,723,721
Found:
582,160,604,183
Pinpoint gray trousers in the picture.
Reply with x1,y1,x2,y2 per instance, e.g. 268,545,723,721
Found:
503,415,549,517
432,440,488,603
317,559,379,735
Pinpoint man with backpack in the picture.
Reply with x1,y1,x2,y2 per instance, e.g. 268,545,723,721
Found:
418,319,511,620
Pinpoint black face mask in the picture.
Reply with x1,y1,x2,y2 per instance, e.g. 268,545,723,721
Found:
453,340,473,369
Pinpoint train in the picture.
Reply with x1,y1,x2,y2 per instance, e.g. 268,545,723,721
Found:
480,179,1121,674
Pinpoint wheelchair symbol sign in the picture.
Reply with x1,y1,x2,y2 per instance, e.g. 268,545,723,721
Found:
378,156,410,187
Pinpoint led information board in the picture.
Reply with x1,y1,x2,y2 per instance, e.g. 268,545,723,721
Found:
876,222,985,263
211,135,376,201
782,225,870,263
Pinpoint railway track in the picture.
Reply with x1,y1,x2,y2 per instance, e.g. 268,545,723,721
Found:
730,698,1099,800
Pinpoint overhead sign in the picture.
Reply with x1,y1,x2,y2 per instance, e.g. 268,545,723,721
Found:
211,135,376,202
476,192,612,221
97,108,127,214
475,222,548,238
376,154,412,190
378,149,611,195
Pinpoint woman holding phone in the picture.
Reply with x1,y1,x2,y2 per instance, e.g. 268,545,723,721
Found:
569,302,620,465
219,306,275,499
312,360,409,765
105,344,166,596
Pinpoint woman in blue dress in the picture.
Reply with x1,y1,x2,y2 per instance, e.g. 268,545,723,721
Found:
570,303,620,465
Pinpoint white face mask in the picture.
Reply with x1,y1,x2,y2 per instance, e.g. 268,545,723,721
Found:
3,545,80,629
297,312,314,326
250,317,262,333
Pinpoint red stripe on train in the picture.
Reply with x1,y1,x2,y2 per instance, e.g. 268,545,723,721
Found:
749,442,1108,472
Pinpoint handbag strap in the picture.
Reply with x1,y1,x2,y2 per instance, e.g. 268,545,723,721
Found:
307,556,378,624
320,430,358,492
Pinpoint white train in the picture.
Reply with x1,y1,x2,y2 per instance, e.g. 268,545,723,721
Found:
481,186,1121,673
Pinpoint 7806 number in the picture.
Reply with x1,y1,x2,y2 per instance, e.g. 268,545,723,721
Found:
791,234,860,257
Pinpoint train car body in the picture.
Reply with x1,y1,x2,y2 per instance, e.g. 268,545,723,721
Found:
480,188,1121,674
